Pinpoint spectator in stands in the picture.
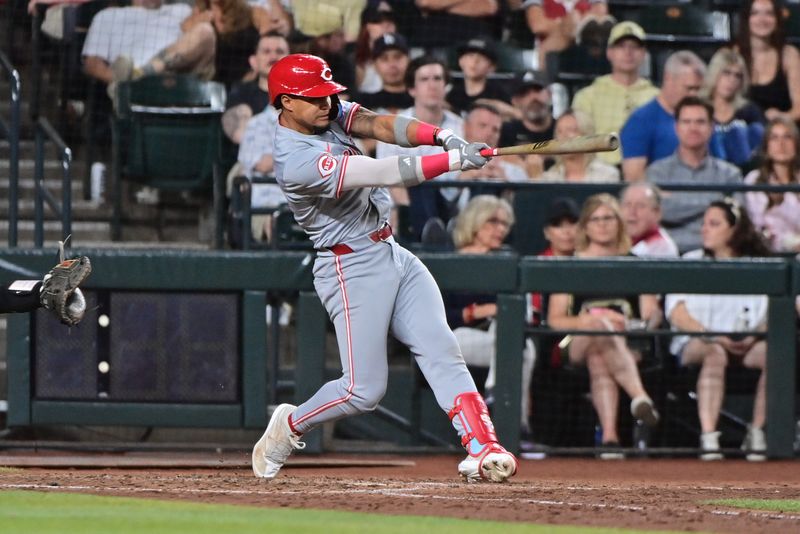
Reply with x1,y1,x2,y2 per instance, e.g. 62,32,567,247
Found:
736,0,800,123
114,0,290,90
221,31,289,144
459,103,529,186
744,116,800,253
292,8,357,94
446,37,510,116
518,0,611,71
353,4,397,92
82,0,191,95
291,0,365,44
529,197,579,325
700,48,765,168
235,105,282,243
547,193,660,459
499,70,554,179
620,50,706,181
665,197,771,461
410,0,500,54
620,182,678,258
646,96,743,253
444,195,536,442
375,56,464,240
572,21,658,166
539,109,619,182
354,32,413,114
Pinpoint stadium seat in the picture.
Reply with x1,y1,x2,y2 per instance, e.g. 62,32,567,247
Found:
629,3,729,80
110,74,226,247
545,45,611,100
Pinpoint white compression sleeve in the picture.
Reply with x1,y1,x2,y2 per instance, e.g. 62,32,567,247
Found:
339,155,423,190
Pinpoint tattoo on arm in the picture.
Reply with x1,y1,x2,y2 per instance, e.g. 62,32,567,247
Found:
349,107,378,138
350,107,398,143
221,105,252,141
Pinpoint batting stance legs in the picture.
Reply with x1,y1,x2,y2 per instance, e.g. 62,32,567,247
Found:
252,239,517,482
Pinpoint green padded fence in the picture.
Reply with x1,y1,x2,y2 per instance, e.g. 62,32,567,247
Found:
1,249,797,458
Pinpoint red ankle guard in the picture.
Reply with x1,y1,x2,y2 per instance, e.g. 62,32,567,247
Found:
448,392,499,450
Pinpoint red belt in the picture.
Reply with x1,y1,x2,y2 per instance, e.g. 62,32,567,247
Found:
328,224,393,255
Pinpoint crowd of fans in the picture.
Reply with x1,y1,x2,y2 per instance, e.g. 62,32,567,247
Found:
19,0,800,459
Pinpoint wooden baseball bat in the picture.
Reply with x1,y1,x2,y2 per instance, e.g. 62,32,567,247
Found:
479,133,619,157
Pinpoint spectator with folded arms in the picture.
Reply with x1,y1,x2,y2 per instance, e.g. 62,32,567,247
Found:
700,48,765,167
743,116,800,253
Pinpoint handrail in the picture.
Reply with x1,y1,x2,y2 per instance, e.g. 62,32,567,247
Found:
34,117,73,248
0,49,21,247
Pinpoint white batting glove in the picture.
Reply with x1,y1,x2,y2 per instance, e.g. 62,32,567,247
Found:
458,142,490,171
435,128,468,151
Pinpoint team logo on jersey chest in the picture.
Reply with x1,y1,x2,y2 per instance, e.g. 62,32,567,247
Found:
317,153,338,177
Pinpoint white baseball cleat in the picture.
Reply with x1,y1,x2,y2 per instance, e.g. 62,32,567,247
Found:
458,444,518,483
252,403,305,479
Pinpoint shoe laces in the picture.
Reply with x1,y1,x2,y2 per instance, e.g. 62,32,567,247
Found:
266,428,306,464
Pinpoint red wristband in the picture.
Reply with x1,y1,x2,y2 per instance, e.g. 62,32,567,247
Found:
420,152,451,180
415,122,440,146
464,303,477,324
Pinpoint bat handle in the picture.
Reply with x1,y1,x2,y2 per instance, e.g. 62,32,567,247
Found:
480,148,497,158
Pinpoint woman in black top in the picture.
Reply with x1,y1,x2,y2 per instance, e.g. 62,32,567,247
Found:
736,0,800,122
547,194,660,458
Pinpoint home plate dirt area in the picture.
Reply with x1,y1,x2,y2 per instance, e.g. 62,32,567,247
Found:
2,453,800,532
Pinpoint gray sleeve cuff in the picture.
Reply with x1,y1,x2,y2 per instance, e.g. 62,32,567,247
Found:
393,115,413,148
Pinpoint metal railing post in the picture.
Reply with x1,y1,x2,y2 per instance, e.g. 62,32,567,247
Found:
0,51,21,247
34,122,46,247
495,293,526,454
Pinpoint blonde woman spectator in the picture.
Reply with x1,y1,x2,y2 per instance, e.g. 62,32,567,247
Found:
666,198,772,460
548,194,660,458
443,196,537,443
700,48,765,166
539,110,620,182
744,117,800,252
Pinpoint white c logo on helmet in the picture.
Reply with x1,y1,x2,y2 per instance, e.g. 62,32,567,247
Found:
321,67,333,81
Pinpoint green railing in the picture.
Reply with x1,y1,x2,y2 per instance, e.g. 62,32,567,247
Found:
1,249,797,457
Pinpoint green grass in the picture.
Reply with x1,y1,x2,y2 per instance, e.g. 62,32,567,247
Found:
0,490,680,534
706,498,800,513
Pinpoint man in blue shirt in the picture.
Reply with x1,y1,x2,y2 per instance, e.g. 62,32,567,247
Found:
620,50,707,181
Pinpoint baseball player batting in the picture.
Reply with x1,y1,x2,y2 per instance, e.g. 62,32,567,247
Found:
251,54,517,483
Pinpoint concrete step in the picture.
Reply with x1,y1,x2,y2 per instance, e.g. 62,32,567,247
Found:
0,198,112,221
0,219,111,245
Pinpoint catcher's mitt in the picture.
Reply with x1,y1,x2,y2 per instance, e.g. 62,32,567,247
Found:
40,255,92,326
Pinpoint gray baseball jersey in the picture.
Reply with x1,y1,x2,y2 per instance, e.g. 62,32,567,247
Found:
272,99,478,440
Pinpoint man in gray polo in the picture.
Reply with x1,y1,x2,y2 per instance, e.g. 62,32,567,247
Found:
645,96,742,253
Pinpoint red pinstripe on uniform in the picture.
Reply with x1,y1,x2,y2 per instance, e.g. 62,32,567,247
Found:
335,154,350,198
292,256,355,425
344,103,360,134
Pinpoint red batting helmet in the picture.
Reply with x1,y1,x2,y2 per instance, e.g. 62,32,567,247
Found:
268,54,347,107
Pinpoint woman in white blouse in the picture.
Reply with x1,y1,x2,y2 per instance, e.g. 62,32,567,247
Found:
666,198,772,461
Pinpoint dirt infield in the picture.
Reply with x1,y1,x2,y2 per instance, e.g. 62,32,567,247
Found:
2,453,800,532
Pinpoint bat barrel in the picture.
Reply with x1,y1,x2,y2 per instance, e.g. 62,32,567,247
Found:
480,133,620,157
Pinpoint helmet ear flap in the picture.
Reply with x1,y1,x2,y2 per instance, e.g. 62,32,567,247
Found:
328,94,341,120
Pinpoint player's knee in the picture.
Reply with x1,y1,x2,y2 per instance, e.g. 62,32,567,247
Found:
348,384,386,413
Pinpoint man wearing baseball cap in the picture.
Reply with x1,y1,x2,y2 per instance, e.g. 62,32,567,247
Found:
446,37,510,115
571,21,658,165
354,32,413,114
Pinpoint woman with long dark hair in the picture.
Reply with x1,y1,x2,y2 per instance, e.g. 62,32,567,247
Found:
744,116,800,252
736,0,800,122
666,198,771,461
